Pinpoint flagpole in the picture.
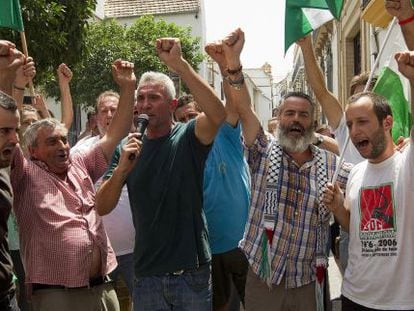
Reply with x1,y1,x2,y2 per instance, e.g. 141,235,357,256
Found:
331,17,398,184
19,31,36,99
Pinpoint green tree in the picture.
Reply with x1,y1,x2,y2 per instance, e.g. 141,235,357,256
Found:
0,0,96,84
48,16,203,108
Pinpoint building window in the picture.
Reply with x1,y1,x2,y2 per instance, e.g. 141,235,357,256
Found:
353,32,361,75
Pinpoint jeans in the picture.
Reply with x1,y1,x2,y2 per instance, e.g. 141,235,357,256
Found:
133,264,212,311
110,253,135,296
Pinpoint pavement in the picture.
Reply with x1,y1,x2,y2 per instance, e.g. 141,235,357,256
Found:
328,253,343,311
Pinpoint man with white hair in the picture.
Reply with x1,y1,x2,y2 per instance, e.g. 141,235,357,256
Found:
96,37,226,310
10,59,136,311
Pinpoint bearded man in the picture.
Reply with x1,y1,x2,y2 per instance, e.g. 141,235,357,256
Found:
238,91,352,311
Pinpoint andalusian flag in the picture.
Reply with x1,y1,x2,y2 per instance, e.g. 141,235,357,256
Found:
374,66,412,142
0,0,24,32
372,25,412,142
373,48,412,142
285,0,343,53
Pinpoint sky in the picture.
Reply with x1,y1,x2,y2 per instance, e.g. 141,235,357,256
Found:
203,0,294,82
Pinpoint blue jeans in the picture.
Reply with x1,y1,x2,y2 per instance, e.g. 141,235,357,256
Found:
110,253,135,296
133,264,212,311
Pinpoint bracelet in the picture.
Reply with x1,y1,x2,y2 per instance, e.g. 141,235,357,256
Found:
399,14,414,26
226,74,245,90
226,65,242,75
13,85,25,91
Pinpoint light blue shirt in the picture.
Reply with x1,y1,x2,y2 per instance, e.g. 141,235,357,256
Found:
203,122,250,254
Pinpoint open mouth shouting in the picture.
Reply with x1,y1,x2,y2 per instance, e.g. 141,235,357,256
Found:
1,145,16,158
56,150,69,162
288,123,305,136
354,137,371,154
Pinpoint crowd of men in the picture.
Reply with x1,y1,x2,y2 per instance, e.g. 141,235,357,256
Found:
1,0,414,310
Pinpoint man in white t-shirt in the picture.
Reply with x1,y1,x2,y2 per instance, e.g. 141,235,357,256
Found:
323,50,414,310
72,91,135,298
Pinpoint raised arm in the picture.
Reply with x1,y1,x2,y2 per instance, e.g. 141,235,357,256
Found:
99,59,136,161
297,35,343,129
13,56,36,110
204,41,238,126
32,94,51,119
313,133,340,155
0,40,24,96
96,133,141,215
395,51,414,138
222,29,260,147
386,0,414,50
57,63,74,130
156,38,225,145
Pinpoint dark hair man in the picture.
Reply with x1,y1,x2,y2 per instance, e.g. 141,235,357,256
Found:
323,50,414,310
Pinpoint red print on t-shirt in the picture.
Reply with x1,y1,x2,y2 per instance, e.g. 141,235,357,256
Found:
360,184,394,232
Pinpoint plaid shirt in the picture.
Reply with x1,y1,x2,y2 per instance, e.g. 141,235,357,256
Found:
239,128,351,288
11,144,116,288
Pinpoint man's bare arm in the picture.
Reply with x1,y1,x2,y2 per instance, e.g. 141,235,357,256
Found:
297,35,343,129
99,60,136,161
386,0,414,50
96,134,141,215
57,63,74,130
156,38,225,145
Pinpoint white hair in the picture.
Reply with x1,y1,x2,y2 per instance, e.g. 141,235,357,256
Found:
138,72,176,100
23,118,68,148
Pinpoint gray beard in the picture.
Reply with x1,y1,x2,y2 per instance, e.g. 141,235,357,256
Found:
276,127,314,153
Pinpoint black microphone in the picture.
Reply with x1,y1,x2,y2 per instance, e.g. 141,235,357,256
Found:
129,114,149,160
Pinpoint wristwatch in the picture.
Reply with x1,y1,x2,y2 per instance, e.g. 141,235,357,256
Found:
313,134,324,146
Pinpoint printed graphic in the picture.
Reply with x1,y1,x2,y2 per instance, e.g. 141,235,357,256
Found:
360,184,394,232
359,184,397,257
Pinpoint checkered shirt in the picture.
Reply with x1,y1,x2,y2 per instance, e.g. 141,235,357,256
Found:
11,144,116,287
239,128,351,288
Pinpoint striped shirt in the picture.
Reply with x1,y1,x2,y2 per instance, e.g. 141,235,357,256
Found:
11,144,116,288
240,128,351,288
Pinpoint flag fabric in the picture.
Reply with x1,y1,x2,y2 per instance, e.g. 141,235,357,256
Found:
373,25,412,142
285,0,343,53
0,0,24,32
373,67,412,142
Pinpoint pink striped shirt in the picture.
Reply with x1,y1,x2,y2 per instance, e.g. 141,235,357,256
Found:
11,144,116,287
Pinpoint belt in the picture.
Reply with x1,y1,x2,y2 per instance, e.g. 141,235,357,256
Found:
165,263,209,276
32,275,112,292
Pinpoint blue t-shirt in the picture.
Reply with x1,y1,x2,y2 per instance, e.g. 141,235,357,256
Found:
203,122,250,254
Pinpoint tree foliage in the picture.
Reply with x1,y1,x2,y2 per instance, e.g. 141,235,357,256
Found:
45,16,203,108
0,0,96,84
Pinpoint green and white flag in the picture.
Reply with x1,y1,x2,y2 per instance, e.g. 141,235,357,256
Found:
373,27,412,142
374,66,412,141
0,0,24,32
285,0,343,53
